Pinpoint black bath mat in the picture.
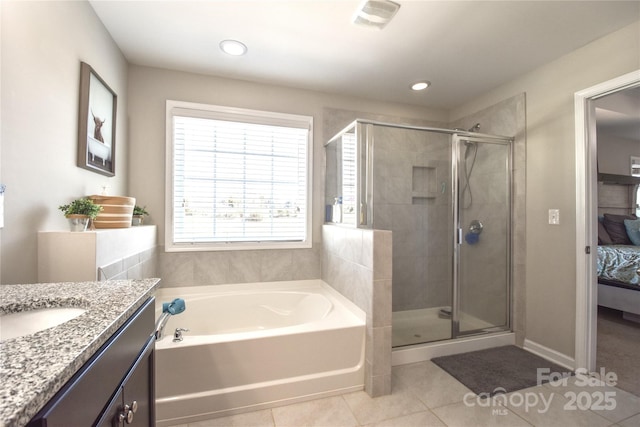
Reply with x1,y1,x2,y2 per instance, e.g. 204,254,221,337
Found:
432,345,571,396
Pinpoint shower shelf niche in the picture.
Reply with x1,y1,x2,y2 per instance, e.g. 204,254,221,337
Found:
411,164,440,203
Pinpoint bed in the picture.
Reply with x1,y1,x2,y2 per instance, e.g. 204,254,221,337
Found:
597,213,640,320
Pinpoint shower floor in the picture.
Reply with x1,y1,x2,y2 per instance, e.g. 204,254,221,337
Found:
392,307,494,347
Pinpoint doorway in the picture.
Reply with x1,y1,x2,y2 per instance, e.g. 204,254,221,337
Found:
574,69,640,373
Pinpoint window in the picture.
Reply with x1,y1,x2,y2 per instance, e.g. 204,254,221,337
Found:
341,132,357,225
166,101,313,251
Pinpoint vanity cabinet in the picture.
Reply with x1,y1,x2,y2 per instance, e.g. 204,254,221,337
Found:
96,336,154,426
27,297,155,427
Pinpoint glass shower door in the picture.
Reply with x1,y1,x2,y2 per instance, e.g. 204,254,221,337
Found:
454,135,511,336
367,124,455,347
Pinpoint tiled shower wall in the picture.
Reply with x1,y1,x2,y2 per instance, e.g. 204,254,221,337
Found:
321,225,392,397
451,93,526,345
370,126,453,312
323,92,526,354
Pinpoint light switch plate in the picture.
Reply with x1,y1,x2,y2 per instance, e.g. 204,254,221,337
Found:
549,209,560,225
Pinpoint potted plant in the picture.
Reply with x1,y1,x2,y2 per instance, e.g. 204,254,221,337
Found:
132,205,149,226
58,198,103,231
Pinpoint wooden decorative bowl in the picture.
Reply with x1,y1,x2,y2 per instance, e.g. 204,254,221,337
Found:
88,195,136,228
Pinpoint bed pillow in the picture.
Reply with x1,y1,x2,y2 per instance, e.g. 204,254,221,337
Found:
598,221,613,245
603,214,634,245
623,218,640,246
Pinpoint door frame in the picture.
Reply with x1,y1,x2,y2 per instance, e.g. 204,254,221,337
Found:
453,134,513,338
574,70,640,372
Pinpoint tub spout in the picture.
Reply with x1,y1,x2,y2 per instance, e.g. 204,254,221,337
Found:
154,312,171,340
154,298,186,340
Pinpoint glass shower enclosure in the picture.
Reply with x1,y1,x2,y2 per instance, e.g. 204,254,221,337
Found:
325,120,512,347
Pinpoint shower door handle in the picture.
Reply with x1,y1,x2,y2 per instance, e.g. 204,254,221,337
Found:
457,228,463,245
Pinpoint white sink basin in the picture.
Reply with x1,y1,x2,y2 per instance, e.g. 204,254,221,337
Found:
0,307,86,341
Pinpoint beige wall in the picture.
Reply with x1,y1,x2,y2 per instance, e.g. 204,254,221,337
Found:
597,134,640,176
0,1,129,284
450,21,640,358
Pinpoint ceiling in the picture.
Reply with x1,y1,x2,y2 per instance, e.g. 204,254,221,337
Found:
90,1,640,110
596,86,640,141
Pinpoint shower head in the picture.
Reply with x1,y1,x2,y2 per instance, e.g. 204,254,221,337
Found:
468,123,480,133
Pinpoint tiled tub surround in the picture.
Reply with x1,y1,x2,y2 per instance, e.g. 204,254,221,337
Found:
98,246,158,281
0,278,161,427
159,247,322,287
322,225,392,397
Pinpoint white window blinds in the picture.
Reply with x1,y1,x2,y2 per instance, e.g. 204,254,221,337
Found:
341,133,357,225
167,102,312,250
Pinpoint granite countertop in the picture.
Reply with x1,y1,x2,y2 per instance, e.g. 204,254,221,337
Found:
0,278,161,427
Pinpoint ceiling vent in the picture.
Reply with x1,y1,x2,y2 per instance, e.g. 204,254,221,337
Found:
352,0,401,30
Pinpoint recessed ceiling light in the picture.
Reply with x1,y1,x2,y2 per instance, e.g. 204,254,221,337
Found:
411,81,431,91
219,39,247,56
352,0,401,30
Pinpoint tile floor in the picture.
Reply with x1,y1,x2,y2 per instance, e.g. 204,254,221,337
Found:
168,360,640,427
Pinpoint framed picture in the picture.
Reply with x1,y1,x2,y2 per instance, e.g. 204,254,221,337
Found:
77,62,117,176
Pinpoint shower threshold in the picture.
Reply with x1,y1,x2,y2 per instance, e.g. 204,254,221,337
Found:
392,330,515,366
392,307,494,347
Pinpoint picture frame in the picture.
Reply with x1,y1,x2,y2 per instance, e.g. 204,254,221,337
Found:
77,62,117,176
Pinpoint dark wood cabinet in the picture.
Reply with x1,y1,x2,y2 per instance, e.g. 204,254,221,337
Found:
96,336,154,426
27,297,155,427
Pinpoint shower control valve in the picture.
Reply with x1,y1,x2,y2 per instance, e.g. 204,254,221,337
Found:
469,220,483,234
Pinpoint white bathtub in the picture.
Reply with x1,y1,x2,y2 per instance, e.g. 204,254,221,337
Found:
154,280,365,426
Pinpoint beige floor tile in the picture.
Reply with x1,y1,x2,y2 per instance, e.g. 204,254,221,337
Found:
187,409,274,427
363,410,446,427
271,396,358,427
431,401,532,427
619,413,640,427
393,361,474,409
342,379,427,425
503,385,612,427
543,374,640,423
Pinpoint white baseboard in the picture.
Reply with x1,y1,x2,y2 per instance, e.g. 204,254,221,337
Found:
523,339,575,371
